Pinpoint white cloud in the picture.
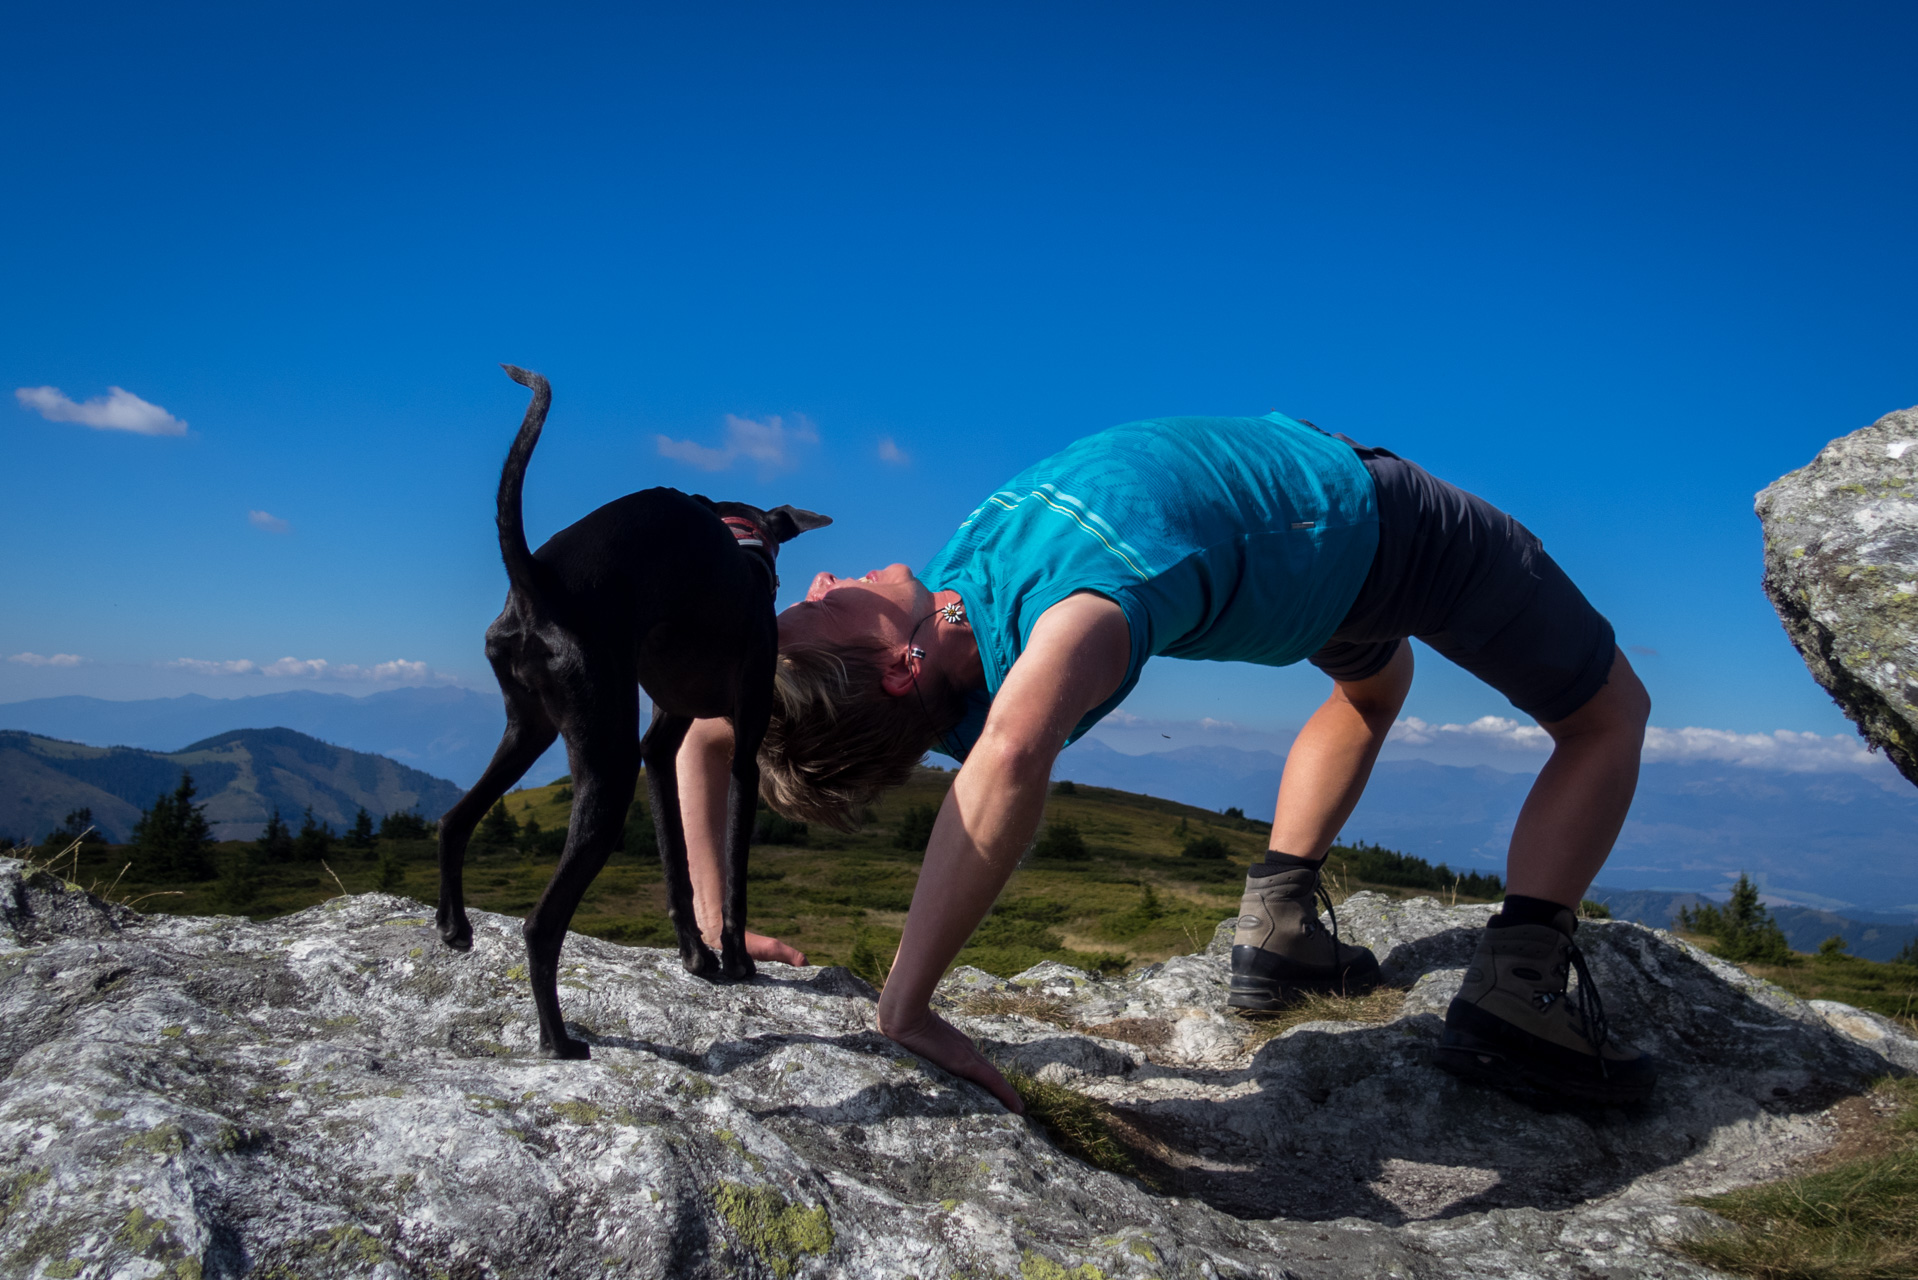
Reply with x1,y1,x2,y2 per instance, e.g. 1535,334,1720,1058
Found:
7,652,83,667
167,656,435,683
16,385,187,436
1389,715,1552,753
248,510,290,533
877,436,909,465
656,413,819,475
1640,725,1884,773
1389,715,1889,775
169,658,261,675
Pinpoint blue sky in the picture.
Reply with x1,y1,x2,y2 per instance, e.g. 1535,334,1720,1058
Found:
5,2,1915,777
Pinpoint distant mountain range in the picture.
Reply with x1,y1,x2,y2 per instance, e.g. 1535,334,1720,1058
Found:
8,689,1918,924
0,728,466,844
1049,738,1918,919
0,688,564,789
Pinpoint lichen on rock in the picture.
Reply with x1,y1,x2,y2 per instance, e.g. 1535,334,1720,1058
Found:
1757,404,1918,785
3,859,1916,1277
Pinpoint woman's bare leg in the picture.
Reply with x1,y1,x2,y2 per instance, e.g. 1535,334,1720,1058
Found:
1268,644,1415,857
1503,648,1650,906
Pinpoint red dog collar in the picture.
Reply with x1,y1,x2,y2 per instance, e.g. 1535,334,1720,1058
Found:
721,517,779,594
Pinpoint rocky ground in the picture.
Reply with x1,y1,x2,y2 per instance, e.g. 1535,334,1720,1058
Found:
4,858,1915,1279
1758,403,1918,785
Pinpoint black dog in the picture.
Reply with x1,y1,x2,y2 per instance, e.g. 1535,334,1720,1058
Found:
435,365,828,1059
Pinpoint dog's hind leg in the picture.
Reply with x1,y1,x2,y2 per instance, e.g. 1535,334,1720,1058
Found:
640,708,720,978
523,718,640,1060
436,686,556,951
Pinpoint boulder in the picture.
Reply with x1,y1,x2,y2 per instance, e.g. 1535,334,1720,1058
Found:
3,860,1914,1279
1757,406,1918,785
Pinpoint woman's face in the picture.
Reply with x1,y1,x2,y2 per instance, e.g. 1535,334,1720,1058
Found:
778,563,931,651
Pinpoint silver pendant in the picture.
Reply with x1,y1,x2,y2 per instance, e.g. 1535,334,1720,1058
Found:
938,601,967,626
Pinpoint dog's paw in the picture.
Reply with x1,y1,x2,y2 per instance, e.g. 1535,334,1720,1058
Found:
436,908,473,952
541,1037,592,1061
681,945,721,979
721,951,756,982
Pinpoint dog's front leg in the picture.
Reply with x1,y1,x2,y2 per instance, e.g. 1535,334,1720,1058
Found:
642,710,719,977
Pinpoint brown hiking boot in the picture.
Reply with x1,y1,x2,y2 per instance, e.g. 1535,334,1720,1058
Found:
1435,908,1656,1105
1227,864,1380,1010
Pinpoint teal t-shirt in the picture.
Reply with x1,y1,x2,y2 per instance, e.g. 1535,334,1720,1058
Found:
921,412,1379,759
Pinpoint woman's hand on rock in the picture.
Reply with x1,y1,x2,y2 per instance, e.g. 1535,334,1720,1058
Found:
881,1007,1024,1114
745,930,806,966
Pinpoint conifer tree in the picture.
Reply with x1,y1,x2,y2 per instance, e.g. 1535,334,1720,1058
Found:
214,843,259,910
477,801,519,851
1676,873,1792,965
254,809,295,863
293,808,334,862
130,772,216,882
345,808,375,851
378,809,434,841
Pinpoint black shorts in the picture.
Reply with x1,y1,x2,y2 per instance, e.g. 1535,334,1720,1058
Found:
1307,444,1617,724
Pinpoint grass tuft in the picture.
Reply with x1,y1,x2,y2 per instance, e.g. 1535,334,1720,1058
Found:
1238,987,1405,1050
1004,1071,1135,1175
1675,1077,1918,1279
955,990,1074,1026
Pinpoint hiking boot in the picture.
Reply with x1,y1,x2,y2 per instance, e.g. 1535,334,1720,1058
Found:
1435,908,1657,1106
1227,863,1381,1010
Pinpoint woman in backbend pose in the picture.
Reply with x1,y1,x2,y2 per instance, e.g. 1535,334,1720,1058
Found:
676,411,1655,1112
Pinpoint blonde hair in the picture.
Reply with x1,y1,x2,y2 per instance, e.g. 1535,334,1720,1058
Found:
757,643,954,830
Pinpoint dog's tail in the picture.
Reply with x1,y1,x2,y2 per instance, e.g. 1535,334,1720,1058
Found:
497,364,551,605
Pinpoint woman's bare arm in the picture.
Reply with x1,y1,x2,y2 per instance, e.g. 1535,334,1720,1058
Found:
675,716,807,965
875,592,1131,1111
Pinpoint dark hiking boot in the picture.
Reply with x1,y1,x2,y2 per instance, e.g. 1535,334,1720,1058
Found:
1227,864,1381,1011
1435,908,1656,1106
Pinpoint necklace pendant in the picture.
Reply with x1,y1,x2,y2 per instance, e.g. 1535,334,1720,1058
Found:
939,601,967,626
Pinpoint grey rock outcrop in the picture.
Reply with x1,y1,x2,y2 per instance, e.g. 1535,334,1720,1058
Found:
4,861,1914,1279
1757,406,1918,785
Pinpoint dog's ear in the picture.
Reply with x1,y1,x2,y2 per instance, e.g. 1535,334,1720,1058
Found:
763,505,833,544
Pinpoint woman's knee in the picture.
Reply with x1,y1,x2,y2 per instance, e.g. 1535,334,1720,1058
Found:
1547,649,1649,742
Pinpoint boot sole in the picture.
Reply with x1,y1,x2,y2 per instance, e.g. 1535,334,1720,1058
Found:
1433,1022,1656,1106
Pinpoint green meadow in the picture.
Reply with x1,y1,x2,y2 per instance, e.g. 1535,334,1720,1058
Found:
22,766,1504,984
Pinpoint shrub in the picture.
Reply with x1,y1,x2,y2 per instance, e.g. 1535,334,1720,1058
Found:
213,845,259,910
893,803,937,852
375,845,406,893
1181,834,1231,861
1052,779,1077,796
847,929,891,989
1820,934,1849,958
378,809,434,841
623,797,658,859
1032,820,1088,861
754,808,810,847
1334,840,1502,899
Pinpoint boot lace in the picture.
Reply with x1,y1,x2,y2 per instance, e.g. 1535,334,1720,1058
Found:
1565,940,1613,1077
1315,882,1341,949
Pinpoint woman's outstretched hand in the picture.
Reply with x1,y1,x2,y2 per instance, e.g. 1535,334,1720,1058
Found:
881,1007,1025,1114
745,930,806,967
